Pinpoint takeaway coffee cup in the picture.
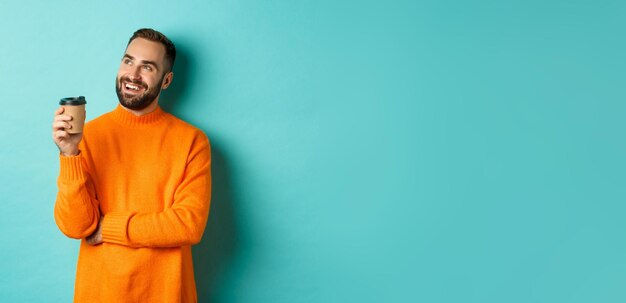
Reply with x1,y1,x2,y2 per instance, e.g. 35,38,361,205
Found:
59,96,87,134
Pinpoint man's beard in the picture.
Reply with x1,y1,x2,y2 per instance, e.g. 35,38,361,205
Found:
115,75,164,111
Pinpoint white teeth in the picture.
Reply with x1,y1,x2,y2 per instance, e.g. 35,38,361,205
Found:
125,83,140,91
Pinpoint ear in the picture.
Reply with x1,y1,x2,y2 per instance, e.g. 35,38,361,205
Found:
161,72,174,90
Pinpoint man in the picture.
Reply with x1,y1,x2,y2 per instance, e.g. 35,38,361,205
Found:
52,28,211,302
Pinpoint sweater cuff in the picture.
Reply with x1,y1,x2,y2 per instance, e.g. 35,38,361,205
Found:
59,154,87,181
102,212,133,245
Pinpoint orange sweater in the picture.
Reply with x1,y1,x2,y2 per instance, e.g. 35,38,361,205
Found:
54,105,211,303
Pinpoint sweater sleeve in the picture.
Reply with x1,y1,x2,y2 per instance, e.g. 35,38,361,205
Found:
101,135,212,248
54,154,101,239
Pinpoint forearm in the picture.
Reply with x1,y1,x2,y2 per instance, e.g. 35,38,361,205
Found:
53,155,100,239
102,201,210,248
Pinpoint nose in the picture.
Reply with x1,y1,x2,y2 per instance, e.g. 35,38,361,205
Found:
128,66,142,80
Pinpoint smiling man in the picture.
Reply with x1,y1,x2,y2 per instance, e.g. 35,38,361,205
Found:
52,28,211,302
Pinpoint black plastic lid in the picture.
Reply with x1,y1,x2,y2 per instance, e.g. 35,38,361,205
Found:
59,96,87,105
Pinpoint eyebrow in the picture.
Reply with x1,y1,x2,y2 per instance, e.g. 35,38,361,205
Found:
123,54,159,71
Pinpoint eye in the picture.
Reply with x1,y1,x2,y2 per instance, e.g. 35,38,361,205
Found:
123,58,132,65
142,65,153,71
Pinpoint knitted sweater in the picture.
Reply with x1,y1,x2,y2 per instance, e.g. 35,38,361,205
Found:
54,105,211,303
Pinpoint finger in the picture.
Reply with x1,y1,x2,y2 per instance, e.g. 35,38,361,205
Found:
54,114,73,122
52,121,72,131
53,130,69,141
86,235,97,246
55,107,65,115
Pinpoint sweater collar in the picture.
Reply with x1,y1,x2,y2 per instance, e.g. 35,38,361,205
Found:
110,104,167,127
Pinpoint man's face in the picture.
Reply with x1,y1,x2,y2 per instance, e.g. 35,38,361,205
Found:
116,38,171,110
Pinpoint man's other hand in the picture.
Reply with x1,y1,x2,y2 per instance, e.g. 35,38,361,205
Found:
86,217,103,245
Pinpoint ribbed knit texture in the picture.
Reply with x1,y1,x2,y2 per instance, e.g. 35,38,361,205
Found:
59,154,87,181
54,105,211,303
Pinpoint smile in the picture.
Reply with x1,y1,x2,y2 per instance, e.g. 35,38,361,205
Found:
122,81,146,94
125,83,141,91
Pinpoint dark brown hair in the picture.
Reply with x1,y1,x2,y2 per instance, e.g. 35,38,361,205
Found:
128,28,176,73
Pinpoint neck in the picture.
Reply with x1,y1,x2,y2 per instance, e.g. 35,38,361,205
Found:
121,97,160,116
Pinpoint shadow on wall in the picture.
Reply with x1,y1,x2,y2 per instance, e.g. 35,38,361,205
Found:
195,145,239,302
159,40,192,114
160,40,242,302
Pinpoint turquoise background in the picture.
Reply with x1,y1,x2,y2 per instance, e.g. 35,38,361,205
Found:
0,0,625,302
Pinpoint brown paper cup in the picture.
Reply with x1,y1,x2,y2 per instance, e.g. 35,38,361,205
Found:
59,96,87,134
63,104,86,134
